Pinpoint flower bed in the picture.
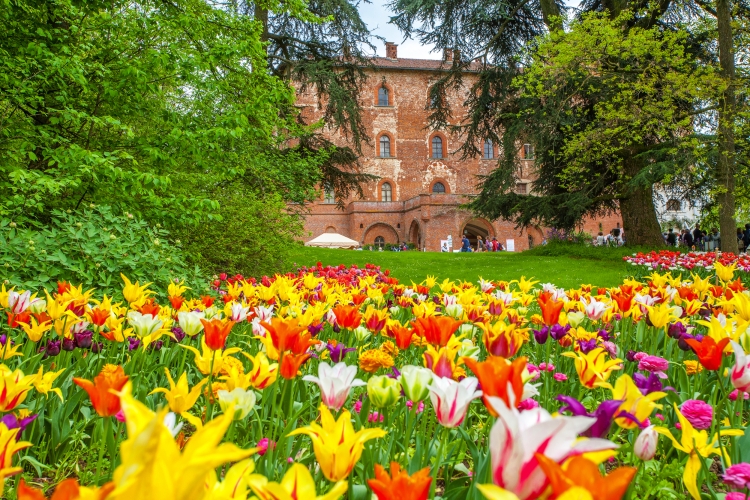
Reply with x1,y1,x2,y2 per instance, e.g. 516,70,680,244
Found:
2,264,750,499
624,250,750,280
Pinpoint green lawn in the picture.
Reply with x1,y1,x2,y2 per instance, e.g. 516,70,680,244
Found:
286,245,634,288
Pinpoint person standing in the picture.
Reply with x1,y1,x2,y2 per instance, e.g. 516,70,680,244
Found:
461,234,471,252
683,229,694,249
476,235,484,252
743,224,750,252
666,228,677,246
693,225,704,250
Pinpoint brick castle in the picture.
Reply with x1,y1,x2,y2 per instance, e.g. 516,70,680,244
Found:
296,42,622,251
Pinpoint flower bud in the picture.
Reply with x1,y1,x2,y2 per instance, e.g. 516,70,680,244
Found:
218,388,256,420
634,425,658,460
367,375,400,408
399,365,433,402
566,311,585,328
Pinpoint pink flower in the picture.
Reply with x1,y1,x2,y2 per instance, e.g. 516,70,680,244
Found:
553,373,567,382
406,400,425,413
526,364,541,381
287,457,294,463
115,409,126,423
368,411,385,423
730,390,750,401
726,493,748,500
638,355,669,379
539,363,547,371
602,341,618,359
724,463,750,489
353,400,362,413
257,437,276,456
655,413,664,421
680,399,713,430
518,398,539,410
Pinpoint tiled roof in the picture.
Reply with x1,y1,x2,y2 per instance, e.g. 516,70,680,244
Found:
368,57,483,72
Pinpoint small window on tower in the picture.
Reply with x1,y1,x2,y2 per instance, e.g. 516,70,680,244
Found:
523,144,534,159
666,199,681,212
483,140,494,159
516,183,527,194
431,136,443,159
381,182,392,202
378,86,389,106
323,185,335,204
432,182,446,194
379,135,391,157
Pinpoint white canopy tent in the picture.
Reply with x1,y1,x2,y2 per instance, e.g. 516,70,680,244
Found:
305,233,360,249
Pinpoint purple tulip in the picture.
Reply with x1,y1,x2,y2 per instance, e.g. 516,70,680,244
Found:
557,395,636,438
633,372,674,396
532,327,549,344
62,337,76,352
550,324,570,341
596,329,611,342
91,342,104,354
326,342,356,363
577,338,598,354
45,340,61,357
171,326,186,343
1,413,38,436
307,323,324,336
128,337,141,351
626,350,637,362
74,330,93,349
668,322,687,339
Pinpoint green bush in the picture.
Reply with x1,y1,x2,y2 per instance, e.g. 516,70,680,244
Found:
0,206,205,293
178,188,304,277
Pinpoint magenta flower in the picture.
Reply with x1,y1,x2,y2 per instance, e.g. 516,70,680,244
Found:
553,373,568,382
637,354,670,379
680,399,713,430
726,493,748,500
730,389,750,401
256,437,276,456
518,398,539,410
724,463,750,489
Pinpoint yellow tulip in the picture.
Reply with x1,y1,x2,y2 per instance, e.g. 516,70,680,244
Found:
0,423,32,496
288,404,387,481
180,338,242,376
18,317,52,342
0,365,37,412
32,367,64,401
513,276,539,293
44,291,72,321
714,261,737,283
655,404,743,499
168,280,190,299
108,383,255,500
246,463,347,500
240,351,278,390
561,348,622,389
599,374,665,429
646,302,678,329
120,274,154,304
476,484,521,500
150,368,206,415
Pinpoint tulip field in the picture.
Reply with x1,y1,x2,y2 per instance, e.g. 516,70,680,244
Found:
2,260,750,500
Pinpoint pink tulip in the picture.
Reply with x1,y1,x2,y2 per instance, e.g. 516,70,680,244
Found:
302,362,365,411
427,374,482,428
731,341,750,393
634,425,658,460
486,396,617,499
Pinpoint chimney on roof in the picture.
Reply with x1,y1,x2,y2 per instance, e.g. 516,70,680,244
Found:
385,42,398,59
443,48,453,62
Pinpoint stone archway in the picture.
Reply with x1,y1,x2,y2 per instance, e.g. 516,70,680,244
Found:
362,223,399,249
526,226,544,249
461,218,494,249
408,220,422,248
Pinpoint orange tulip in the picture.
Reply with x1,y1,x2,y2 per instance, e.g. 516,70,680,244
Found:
464,356,526,415
537,292,564,326
72,364,129,417
169,296,185,310
388,323,414,350
18,478,114,500
332,304,362,330
364,307,388,333
200,318,235,351
290,330,319,355
610,292,634,315
685,336,730,371
200,295,215,308
410,316,463,347
260,317,307,353
135,299,160,317
280,352,312,379
368,462,432,500
537,454,636,500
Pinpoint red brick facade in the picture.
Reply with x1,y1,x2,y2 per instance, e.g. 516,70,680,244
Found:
296,44,622,251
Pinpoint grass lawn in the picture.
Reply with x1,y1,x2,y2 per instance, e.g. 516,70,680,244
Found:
286,244,636,288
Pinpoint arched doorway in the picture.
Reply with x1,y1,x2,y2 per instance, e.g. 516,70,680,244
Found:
362,223,399,249
462,219,493,249
408,220,422,248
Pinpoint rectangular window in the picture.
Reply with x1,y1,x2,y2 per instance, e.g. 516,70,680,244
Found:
380,137,391,158
516,183,527,194
523,144,534,160
323,186,335,204
483,140,494,159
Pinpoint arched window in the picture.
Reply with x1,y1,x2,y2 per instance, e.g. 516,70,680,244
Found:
379,135,391,157
378,87,389,106
666,199,681,211
432,182,446,194
431,136,443,159
374,236,385,248
483,140,494,159
323,185,335,204
381,182,392,202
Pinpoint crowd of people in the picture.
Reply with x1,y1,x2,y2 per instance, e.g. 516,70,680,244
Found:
594,228,625,246
663,223,750,252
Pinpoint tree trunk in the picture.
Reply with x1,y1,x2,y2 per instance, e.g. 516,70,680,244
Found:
539,0,563,31
619,158,665,246
716,0,738,252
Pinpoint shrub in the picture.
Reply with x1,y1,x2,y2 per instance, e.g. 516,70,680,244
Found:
178,188,304,277
0,206,204,292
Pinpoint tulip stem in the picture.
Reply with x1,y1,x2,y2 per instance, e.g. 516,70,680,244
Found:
430,427,448,498
207,350,215,421
95,416,111,485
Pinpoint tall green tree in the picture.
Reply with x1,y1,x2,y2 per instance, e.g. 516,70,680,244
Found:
0,0,326,226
